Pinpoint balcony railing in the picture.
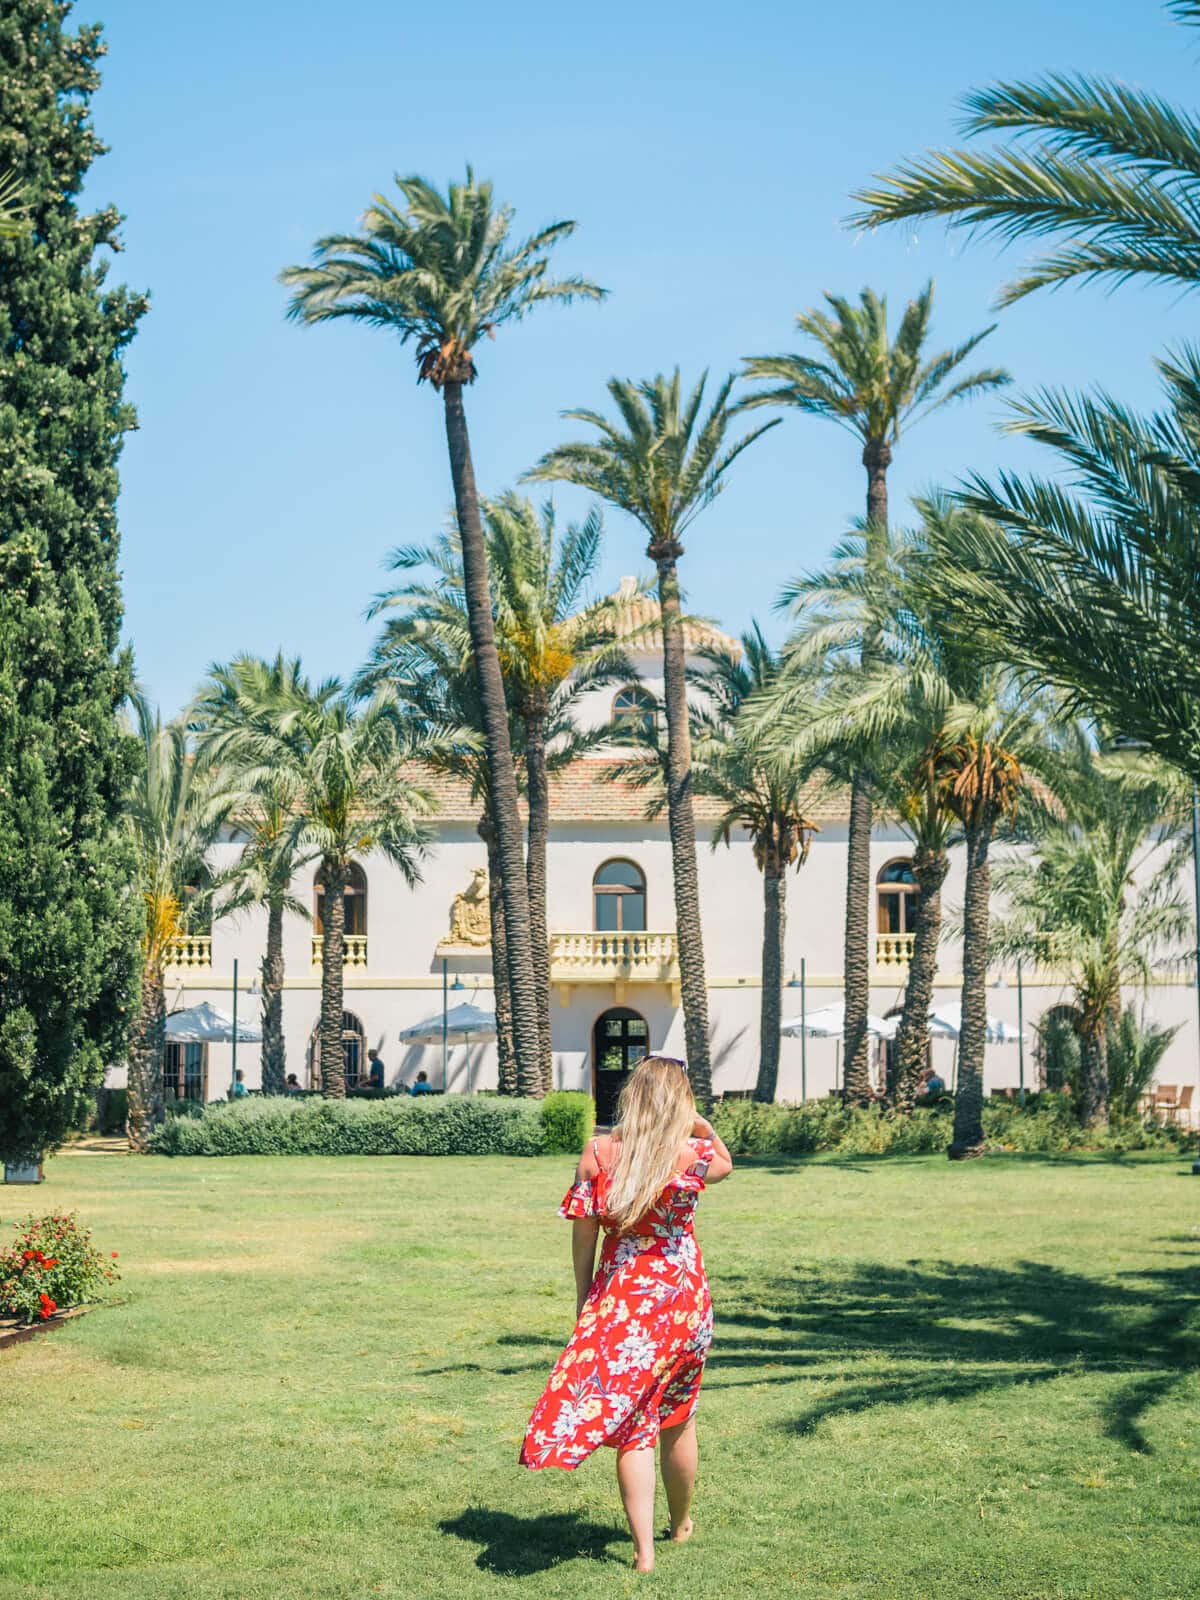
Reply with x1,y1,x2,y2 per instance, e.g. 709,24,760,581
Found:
549,931,679,987
311,934,369,969
875,932,915,967
164,934,212,969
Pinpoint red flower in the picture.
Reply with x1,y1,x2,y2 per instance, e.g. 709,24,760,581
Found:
112,1251,118,1258
38,1293,57,1320
42,1258,59,1269
22,1250,34,1261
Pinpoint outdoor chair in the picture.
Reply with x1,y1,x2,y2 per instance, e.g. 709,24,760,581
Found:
1152,1085,1180,1118
720,1089,755,1102
1170,1085,1194,1126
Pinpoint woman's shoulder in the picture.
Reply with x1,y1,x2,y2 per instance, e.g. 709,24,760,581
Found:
577,1134,617,1179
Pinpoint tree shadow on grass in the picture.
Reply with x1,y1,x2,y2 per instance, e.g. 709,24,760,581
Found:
714,1245,1199,1453
439,1507,622,1576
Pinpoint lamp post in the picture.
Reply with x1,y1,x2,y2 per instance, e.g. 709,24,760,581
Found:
229,957,238,1100
441,958,465,1093
1017,957,1026,1107
787,962,808,1102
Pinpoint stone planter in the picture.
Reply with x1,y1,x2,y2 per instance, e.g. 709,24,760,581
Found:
3,1160,44,1185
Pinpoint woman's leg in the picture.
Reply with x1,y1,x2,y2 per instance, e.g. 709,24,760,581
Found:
616,1445,657,1571
660,1417,697,1539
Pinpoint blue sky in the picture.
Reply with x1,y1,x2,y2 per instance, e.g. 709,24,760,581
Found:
91,0,1182,716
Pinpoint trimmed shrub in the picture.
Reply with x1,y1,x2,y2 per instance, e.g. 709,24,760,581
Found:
709,1093,1195,1157
149,1094,547,1158
540,1091,595,1155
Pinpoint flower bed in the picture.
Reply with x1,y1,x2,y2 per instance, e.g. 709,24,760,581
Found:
0,1212,120,1326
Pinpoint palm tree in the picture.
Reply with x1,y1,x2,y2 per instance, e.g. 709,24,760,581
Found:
363,629,519,1092
192,656,318,1096
528,371,778,1102
692,627,822,1103
921,356,1200,790
852,2,1200,304
371,498,632,1091
989,731,1188,1124
126,697,232,1150
368,504,631,1093
740,286,1008,1100
281,170,604,1083
241,679,431,1097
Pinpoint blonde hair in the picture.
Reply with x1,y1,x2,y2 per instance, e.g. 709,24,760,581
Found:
605,1056,695,1232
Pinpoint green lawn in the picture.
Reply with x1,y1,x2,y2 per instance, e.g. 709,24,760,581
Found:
2,1149,1198,1600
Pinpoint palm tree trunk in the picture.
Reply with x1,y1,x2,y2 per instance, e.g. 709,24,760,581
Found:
441,381,541,1095
950,822,992,1158
844,438,892,1105
319,861,347,1098
127,961,165,1153
756,861,786,1103
655,553,712,1102
523,698,554,1091
1078,1012,1110,1126
894,848,948,1111
479,810,517,1095
260,897,286,1095
842,775,875,1102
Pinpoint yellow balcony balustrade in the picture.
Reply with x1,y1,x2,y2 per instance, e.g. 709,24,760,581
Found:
550,931,679,1004
164,934,212,969
875,933,915,967
311,934,369,969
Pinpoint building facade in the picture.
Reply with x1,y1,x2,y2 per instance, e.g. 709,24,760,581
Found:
131,584,1200,1116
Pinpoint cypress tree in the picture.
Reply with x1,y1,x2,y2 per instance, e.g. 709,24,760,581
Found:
0,3,144,1165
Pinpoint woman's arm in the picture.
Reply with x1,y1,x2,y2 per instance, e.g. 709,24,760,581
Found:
690,1114,734,1182
572,1218,601,1314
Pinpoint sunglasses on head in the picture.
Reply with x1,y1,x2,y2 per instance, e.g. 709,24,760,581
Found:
653,1055,688,1075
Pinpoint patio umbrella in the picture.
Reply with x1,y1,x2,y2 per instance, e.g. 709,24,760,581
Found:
929,1002,1027,1043
398,1002,497,1042
165,1001,262,1043
780,1002,898,1040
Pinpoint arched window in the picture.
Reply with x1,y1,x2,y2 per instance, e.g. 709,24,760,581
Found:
593,860,646,932
314,862,368,937
307,1010,367,1091
876,858,919,936
611,684,657,738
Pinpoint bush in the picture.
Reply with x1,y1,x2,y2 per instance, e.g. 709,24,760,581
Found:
710,1092,1195,1157
149,1094,547,1158
540,1091,595,1155
0,1212,120,1325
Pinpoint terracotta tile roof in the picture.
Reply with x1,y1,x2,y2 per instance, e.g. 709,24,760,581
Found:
416,757,849,825
608,576,742,658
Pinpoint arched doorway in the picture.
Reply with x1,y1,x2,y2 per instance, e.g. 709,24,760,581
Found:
592,1007,650,1125
307,1010,367,1091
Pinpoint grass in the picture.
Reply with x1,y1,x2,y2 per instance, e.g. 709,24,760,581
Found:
1,1149,1198,1600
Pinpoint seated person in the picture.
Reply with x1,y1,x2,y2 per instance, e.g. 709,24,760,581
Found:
366,1048,385,1090
409,1070,437,1096
284,1073,303,1094
231,1069,249,1099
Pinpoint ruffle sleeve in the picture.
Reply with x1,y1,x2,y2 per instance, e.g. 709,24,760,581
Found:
673,1136,717,1193
558,1178,599,1219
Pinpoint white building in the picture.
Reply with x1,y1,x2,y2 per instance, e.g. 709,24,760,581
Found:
138,583,1200,1119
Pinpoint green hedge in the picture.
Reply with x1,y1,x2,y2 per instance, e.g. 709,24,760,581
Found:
709,1094,1197,1157
540,1091,595,1155
148,1091,596,1158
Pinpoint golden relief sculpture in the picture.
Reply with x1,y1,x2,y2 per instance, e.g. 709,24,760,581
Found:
448,865,491,947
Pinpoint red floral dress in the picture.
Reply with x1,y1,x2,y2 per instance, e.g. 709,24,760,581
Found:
520,1137,717,1470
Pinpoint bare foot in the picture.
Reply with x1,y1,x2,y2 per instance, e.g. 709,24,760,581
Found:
669,1517,694,1544
633,1551,655,1573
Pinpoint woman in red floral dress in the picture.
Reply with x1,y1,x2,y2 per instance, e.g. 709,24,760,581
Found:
520,1055,733,1573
